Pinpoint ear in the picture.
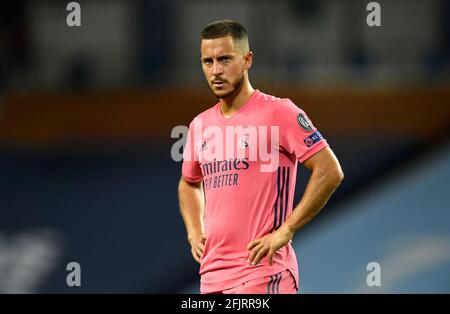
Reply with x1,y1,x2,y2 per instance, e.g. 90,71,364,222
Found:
244,51,253,70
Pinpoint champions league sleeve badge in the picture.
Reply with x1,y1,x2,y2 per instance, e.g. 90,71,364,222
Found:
303,131,324,147
297,113,314,132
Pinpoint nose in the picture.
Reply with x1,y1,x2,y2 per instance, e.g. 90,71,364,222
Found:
211,60,223,76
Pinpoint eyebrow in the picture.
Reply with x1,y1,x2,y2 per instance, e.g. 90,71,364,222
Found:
201,54,234,62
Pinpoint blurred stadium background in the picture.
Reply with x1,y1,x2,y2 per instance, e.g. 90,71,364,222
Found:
0,0,449,293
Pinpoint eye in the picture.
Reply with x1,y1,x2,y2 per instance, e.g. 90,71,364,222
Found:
203,59,213,65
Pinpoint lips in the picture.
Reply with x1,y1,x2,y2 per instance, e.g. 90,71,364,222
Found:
212,80,226,87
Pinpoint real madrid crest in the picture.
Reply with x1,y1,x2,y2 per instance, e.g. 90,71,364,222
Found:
297,113,313,132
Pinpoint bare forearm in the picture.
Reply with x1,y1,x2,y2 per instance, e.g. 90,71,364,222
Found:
283,167,343,234
247,147,343,266
178,178,205,242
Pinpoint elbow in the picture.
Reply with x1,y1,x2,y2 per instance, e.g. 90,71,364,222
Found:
314,165,343,190
332,166,344,187
325,164,344,188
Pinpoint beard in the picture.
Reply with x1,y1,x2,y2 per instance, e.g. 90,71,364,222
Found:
208,73,245,100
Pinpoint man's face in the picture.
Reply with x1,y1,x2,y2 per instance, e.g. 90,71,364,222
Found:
200,36,251,99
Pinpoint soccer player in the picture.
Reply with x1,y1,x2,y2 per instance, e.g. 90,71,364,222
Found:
178,20,344,294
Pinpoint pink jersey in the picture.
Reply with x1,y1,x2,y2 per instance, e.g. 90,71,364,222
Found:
182,89,328,293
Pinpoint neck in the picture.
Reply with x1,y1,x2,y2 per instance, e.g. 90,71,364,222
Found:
219,79,255,118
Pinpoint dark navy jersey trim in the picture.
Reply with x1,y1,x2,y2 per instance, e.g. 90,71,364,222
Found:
283,167,290,226
272,167,281,232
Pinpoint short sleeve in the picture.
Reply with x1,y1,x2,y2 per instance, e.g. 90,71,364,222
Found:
275,99,329,163
181,120,203,183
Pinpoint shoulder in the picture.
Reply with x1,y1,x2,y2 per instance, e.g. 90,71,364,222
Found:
196,103,218,119
257,90,299,110
255,91,302,119
257,92,313,131
188,103,218,127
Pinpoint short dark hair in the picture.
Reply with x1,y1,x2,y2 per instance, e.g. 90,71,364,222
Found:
201,19,248,43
